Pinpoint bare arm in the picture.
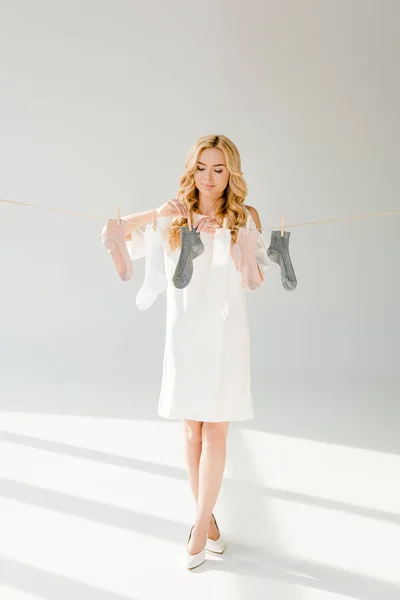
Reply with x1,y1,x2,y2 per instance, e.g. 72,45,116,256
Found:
246,205,263,233
246,205,264,281
121,198,191,238
121,208,158,237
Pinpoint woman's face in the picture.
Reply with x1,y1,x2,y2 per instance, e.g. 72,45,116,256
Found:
194,148,230,199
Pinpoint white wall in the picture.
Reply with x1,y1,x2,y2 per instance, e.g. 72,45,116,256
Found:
0,1,399,598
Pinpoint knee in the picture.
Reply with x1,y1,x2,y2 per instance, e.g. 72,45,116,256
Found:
201,422,229,446
183,420,203,444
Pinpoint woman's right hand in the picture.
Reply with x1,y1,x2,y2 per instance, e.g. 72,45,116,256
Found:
156,199,192,228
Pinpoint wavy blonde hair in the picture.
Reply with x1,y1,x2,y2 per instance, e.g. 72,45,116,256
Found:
167,134,249,253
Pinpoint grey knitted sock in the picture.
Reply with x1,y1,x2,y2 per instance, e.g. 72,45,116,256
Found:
173,225,204,289
267,230,297,291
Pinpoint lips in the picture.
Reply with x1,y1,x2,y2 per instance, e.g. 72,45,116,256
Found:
203,184,214,188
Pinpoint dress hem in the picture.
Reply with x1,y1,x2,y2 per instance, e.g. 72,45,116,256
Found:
157,410,254,422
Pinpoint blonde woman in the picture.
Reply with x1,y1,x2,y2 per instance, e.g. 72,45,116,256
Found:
120,134,268,569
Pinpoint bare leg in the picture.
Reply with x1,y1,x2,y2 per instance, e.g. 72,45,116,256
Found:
183,420,220,544
183,419,203,504
187,421,230,555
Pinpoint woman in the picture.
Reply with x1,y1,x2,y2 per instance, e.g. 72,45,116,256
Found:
118,134,268,569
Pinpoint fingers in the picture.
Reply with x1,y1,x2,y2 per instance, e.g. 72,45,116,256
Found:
195,217,210,232
196,216,223,233
170,199,185,218
170,199,191,227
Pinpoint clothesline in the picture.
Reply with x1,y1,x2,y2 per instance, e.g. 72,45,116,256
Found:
0,197,399,232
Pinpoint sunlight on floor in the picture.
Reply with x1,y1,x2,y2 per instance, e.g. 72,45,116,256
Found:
0,412,398,599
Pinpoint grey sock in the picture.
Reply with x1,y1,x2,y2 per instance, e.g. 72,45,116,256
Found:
173,225,204,289
267,230,297,291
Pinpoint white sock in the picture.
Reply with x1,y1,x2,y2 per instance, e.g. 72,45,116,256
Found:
207,227,232,320
136,225,166,311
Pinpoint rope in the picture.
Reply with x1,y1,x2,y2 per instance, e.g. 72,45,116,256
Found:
0,197,399,232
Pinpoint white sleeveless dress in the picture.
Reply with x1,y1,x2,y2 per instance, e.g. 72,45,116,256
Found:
126,206,270,422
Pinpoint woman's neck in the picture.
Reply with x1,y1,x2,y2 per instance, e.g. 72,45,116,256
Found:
196,194,224,216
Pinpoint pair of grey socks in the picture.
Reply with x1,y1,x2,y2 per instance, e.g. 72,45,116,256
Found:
267,230,297,291
173,225,204,288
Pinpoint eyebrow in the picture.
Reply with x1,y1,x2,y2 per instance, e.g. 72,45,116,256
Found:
198,161,226,167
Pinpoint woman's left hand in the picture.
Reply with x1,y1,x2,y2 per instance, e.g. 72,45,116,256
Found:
195,216,223,236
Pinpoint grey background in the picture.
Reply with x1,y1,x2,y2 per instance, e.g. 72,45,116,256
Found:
0,1,399,597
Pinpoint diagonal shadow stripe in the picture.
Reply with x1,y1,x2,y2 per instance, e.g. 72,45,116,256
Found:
1,430,399,526
0,430,185,479
0,555,139,600
0,477,185,543
1,478,399,598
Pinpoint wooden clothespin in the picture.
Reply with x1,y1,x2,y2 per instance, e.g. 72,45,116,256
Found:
188,206,192,232
246,214,251,235
117,206,121,225
152,210,157,231
281,216,285,237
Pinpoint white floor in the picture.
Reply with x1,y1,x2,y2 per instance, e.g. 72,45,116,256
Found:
0,404,398,600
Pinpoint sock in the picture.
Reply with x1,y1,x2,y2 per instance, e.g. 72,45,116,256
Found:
101,219,133,282
267,230,297,291
232,227,264,291
172,225,204,289
208,227,232,320
136,225,167,310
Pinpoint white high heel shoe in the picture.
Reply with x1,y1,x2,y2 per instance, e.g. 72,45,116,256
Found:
206,514,225,554
185,525,206,569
